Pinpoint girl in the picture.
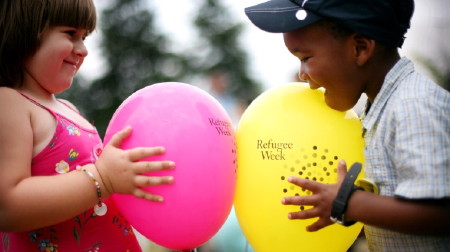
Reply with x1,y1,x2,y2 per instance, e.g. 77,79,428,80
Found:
0,0,175,251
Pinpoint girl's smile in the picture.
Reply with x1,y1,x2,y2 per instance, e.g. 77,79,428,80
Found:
23,26,88,95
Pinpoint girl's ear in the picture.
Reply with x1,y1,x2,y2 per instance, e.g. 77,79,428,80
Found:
350,34,376,66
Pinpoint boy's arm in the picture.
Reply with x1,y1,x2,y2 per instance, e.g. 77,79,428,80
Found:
346,190,450,235
282,161,450,235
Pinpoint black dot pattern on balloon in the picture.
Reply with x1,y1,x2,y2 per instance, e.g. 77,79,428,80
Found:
281,145,339,198
232,139,237,175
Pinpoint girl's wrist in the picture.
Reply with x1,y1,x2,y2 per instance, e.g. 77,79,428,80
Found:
76,164,109,216
91,163,113,197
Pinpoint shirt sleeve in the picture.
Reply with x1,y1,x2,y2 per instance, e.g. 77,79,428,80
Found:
392,89,450,199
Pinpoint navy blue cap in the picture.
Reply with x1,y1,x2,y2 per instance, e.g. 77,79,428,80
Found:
245,0,414,47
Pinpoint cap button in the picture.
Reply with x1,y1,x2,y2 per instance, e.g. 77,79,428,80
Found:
295,9,308,20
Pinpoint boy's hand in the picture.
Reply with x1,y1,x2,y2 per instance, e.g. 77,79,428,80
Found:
95,126,175,202
281,160,348,231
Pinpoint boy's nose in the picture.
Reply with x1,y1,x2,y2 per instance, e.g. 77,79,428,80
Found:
298,71,308,82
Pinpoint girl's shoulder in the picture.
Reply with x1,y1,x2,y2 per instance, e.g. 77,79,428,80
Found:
0,87,35,134
0,87,32,111
0,86,20,96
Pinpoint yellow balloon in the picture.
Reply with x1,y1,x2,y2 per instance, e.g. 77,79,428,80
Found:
235,83,365,252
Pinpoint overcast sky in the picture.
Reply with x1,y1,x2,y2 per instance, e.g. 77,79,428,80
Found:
81,0,450,90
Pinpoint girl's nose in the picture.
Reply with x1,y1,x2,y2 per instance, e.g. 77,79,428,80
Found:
74,41,88,57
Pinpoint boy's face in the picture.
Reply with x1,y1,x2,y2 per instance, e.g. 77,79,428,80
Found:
283,23,365,111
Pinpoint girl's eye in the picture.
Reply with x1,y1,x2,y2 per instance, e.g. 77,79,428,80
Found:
65,30,76,36
64,29,88,40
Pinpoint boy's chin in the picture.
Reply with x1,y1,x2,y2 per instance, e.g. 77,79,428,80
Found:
324,98,353,112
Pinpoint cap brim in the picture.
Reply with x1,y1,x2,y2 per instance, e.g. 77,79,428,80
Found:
245,0,322,33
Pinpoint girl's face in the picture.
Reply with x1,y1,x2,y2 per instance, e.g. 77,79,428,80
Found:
23,26,88,94
283,23,365,112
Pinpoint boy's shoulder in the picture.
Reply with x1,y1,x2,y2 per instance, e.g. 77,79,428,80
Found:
367,58,449,127
379,57,448,101
395,63,450,103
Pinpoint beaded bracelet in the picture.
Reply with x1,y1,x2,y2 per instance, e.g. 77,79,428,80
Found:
76,165,108,216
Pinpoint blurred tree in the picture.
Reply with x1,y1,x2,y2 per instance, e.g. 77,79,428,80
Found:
59,0,193,136
192,0,262,103
417,54,450,91
60,0,262,137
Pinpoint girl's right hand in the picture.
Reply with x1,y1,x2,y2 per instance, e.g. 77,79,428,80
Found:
94,126,175,202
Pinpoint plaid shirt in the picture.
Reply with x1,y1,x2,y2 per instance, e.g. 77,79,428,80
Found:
361,57,450,251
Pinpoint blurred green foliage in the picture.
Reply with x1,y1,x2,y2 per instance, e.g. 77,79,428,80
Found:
60,0,261,137
417,55,450,92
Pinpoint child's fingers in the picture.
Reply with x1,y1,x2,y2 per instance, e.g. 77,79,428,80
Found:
287,208,333,232
287,206,319,220
134,161,175,174
133,188,165,202
134,175,174,187
282,195,318,206
337,160,348,184
128,147,166,162
287,176,320,192
306,217,333,232
107,126,132,147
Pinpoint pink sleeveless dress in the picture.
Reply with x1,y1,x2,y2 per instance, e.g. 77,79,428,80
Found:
0,92,142,252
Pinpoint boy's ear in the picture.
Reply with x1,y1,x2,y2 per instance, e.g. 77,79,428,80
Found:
350,34,376,66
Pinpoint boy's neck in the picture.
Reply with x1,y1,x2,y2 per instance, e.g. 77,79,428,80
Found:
365,50,400,103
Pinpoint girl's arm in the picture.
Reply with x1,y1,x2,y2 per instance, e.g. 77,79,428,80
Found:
0,89,174,232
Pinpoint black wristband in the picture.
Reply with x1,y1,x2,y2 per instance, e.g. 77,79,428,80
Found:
330,162,362,226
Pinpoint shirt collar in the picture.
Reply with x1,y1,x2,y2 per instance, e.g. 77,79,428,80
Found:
362,57,415,132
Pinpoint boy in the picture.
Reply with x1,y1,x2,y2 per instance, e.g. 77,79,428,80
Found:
244,0,450,251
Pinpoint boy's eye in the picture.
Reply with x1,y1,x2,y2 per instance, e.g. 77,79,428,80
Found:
300,57,310,63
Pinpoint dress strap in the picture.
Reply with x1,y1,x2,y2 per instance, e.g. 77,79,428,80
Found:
16,90,81,116
16,90,59,117
16,90,97,133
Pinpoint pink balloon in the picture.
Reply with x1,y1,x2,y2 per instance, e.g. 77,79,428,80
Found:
103,82,236,251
